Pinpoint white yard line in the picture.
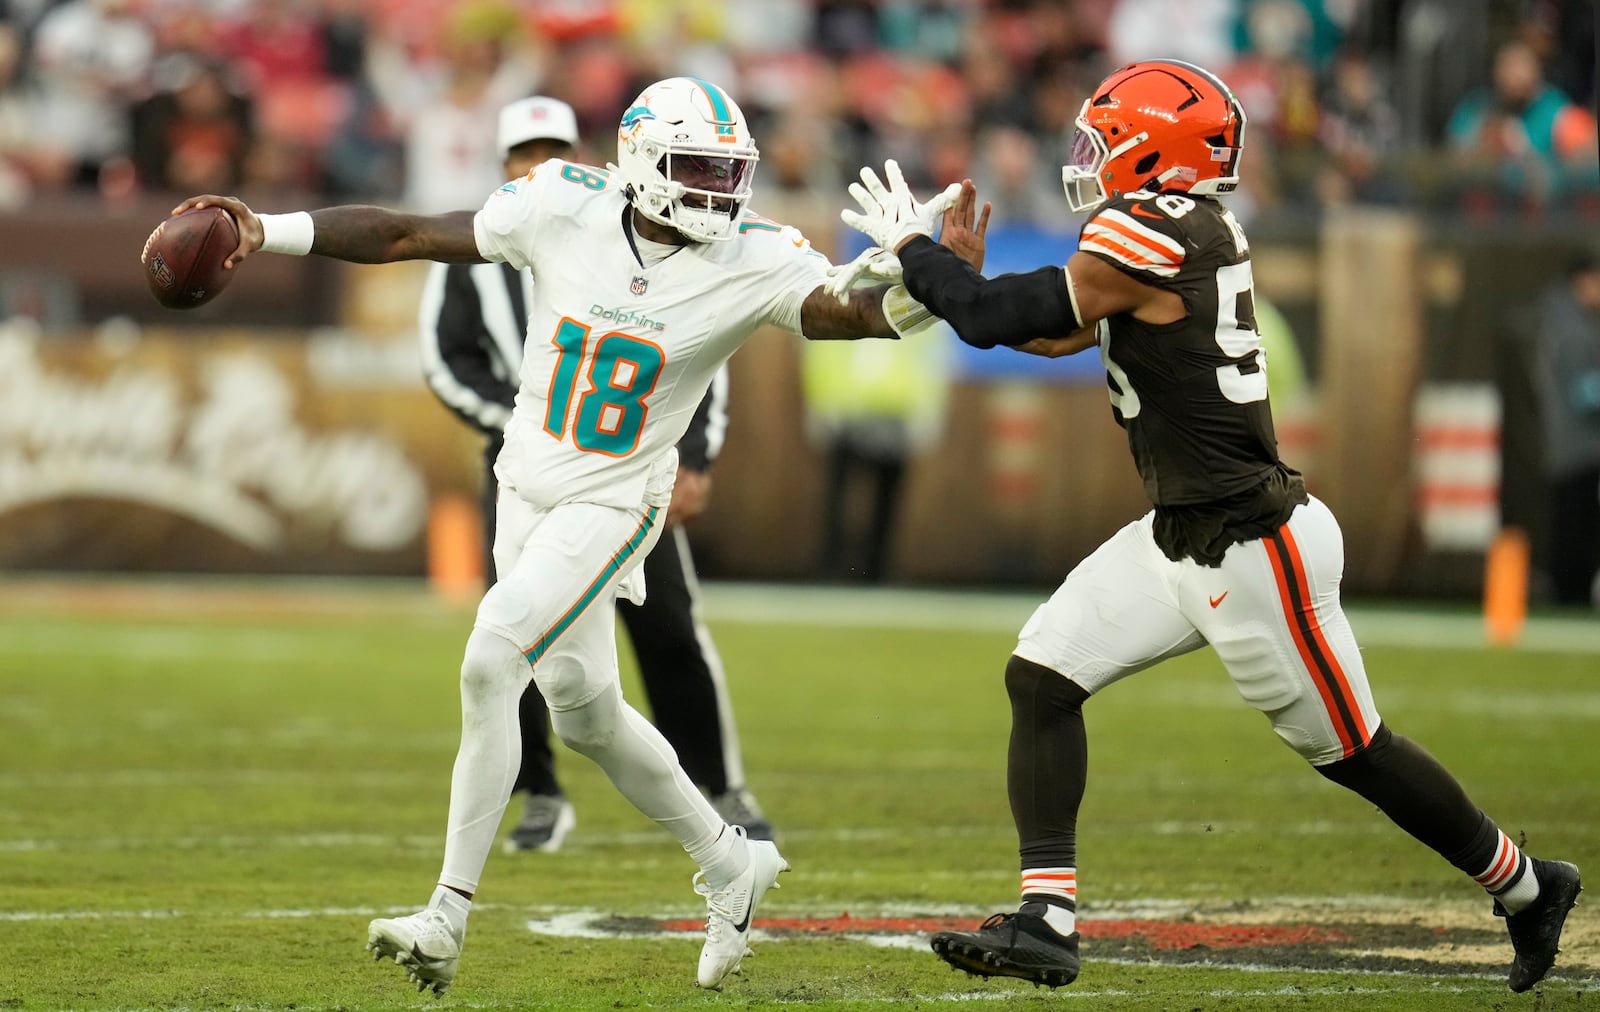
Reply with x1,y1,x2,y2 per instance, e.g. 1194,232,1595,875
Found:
697,582,1600,654
6,814,1594,855
4,577,1598,655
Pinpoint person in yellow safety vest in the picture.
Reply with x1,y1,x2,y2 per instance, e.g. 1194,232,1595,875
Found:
801,326,952,583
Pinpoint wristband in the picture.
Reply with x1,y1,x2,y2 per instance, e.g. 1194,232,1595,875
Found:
258,211,315,255
881,283,937,339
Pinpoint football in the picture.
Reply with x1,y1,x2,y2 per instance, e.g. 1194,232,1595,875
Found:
141,205,240,310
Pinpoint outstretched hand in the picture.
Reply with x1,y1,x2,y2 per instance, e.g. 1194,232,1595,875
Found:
840,159,962,253
940,179,991,272
822,246,903,304
172,194,262,269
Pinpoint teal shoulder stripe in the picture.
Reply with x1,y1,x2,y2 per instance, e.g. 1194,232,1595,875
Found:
688,78,733,124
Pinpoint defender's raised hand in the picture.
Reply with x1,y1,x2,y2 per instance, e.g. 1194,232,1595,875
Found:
840,159,961,253
940,179,991,272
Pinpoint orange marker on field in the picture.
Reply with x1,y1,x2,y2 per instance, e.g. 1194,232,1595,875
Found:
428,494,485,603
1483,527,1529,647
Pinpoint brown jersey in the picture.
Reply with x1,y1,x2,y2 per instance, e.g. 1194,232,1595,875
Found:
1080,190,1306,565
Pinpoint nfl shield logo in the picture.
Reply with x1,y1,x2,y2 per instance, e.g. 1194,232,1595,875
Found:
630,275,648,296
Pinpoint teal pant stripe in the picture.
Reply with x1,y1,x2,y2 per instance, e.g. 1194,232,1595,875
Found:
524,506,659,666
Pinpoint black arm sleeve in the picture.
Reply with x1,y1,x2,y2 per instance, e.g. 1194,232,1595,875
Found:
897,235,1081,349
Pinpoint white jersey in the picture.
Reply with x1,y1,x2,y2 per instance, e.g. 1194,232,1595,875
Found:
473,159,830,509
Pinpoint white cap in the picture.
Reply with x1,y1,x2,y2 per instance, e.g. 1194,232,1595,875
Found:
497,96,579,156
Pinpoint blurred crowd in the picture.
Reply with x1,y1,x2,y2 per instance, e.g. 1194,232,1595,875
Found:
0,0,1594,222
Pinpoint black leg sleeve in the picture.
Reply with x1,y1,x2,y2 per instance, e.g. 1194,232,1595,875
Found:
1316,723,1499,874
1006,655,1091,871
513,680,561,797
618,526,730,794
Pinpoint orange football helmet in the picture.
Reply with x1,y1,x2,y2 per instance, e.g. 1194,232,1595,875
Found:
1062,60,1247,212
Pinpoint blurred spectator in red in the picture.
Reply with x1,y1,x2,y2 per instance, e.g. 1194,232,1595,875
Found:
213,0,349,190
839,52,969,189
29,0,153,188
1447,38,1599,211
129,55,253,195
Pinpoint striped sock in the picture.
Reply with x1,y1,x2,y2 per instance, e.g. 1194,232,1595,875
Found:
1473,829,1539,914
1022,867,1077,936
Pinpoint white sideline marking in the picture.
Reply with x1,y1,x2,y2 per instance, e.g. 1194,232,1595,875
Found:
40,992,1548,1012
0,894,1447,923
7,580,1599,656
10,900,1597,992
7,816,1593,855
697,582,1600,654
0,770,418,789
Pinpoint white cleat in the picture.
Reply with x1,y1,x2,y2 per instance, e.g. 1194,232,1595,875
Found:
365,908,463,996
694,835,789,989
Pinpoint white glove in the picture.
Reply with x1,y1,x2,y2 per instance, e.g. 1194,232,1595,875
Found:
840,159,961,253
822,246,904,304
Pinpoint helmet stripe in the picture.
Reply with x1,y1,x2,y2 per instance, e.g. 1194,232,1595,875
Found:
688,77,735,125
1149,59,1246,141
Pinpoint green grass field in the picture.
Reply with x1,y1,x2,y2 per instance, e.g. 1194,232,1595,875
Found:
2,579,1597,1010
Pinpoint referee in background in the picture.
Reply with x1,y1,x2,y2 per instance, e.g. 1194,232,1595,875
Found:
417,95,775,850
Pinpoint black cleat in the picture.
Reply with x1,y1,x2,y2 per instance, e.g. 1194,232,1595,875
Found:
1498,857,1582,992
930,902,1080,988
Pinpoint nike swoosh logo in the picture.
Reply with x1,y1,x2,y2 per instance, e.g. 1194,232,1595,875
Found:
733,898,753,933
1130,204,1164,220
1209,592,1229,608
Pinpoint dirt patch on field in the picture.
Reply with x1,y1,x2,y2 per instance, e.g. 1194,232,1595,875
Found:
1073,897,1597,982
534,897,1599,984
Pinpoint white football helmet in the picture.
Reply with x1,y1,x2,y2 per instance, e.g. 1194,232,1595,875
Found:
614,77,759,243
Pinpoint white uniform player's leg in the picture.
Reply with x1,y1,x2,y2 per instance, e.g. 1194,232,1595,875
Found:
1191,498,1580,991
1189,496,1381,765
1015,513,1206,686
479,496,785,989
537,594,731,866
367,498,666,994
